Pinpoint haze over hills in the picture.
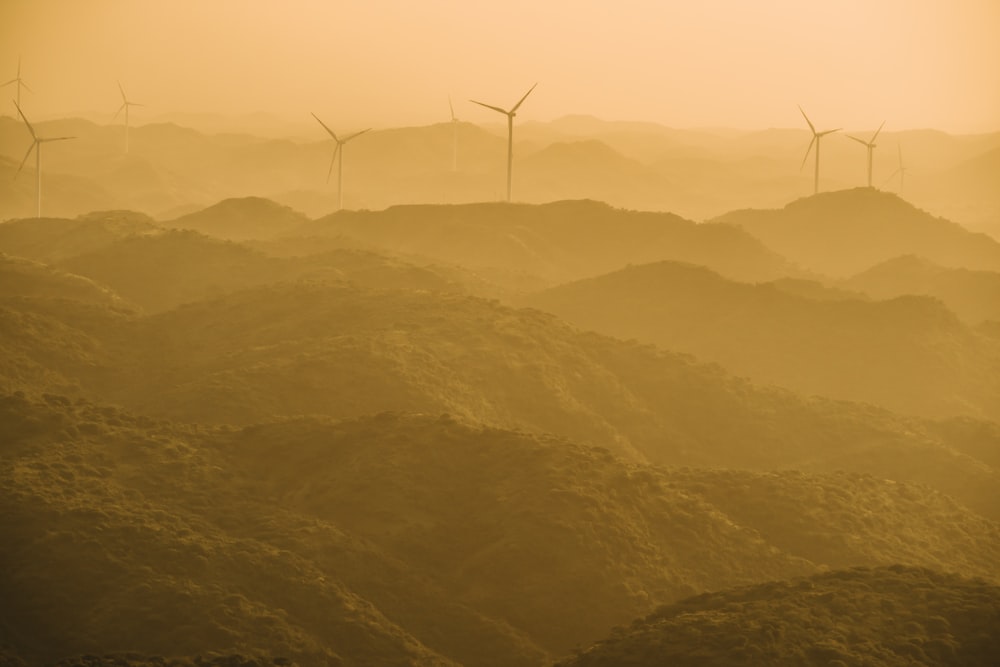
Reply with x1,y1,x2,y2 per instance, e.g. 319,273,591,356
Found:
520,259,1000,421
844,254,1000,325
3,190,1000,664
2,114,998,230
715,188,1000,276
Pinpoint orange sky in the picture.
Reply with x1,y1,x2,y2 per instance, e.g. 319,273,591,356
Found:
2,0,998,133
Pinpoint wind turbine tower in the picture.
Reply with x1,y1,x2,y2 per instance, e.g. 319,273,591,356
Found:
2,57,32,107
470,83,537,202
114,81,144,154
312,113,370,211
798,105,840,195
13,100,75,218
449,95,459,172
884,144,908,194
848,121,885,188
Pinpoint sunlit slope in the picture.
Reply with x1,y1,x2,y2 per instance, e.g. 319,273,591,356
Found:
293,200,803,285
3,394,997,664
554,566,1000,667
845,255,1000,325
521,260,1000,421
714,188,1000,276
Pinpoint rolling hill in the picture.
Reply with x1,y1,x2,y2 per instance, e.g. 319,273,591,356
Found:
554,566,1000,666
714,188,1000,276
520,259,1000,421
164,197,310,241
844,254,1000,325
3,393,998,665
292,199,804,287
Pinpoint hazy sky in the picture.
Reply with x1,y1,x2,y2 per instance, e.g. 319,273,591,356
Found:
2,0,999,133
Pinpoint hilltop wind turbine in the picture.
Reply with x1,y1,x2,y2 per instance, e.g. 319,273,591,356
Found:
470,82,537,202
113,81,144,154
13,100,74,218
847,121,885,188
449,95,459,172
311,113,370,211
798,105,841,195
884,144,908,194
2,57,32,107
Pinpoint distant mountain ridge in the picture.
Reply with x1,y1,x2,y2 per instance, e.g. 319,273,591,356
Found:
715,188,1000,276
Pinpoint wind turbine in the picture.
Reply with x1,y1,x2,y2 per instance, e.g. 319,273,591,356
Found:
470,82,537,202
2,57,32,107
847,121,885,188
449,95,459,172
798,105,841,195
883,144,908,194
113,80,144,154
13,100,74,218
311,113,370,211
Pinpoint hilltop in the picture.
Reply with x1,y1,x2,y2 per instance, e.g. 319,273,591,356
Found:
714,188,1000,276
164,196,310,241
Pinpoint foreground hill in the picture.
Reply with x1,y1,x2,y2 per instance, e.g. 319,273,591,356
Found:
715,188,1000,276
3,394,998,665
291,199,804,286
844,254,1000,325
555,566,1000,666
521,260,1000,421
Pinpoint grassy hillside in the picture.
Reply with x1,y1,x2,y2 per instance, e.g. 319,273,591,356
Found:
715,188,1000,276
520,259,1000,420
555,566,1000,666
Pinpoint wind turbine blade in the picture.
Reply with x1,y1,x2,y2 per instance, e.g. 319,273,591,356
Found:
870,120,885,143
20,80,32,93
847,135,868,146
13,100,35,139
470,99,509,115
800,136,816,170
882,169,900,186
130,102,146,107
449,95,455,121
44,136,75,142
311,112,338,141
343,128,371,143
1,79,16,87
15,141,36,177
113,103,126,122
798,105,816,134
511,82,537,113
118,80,127,102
